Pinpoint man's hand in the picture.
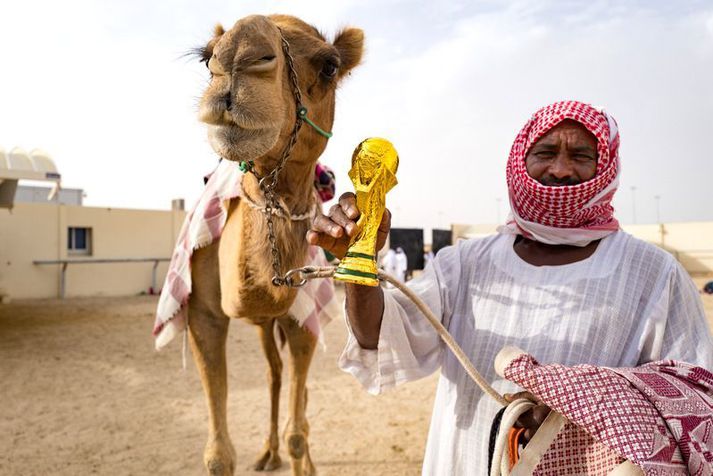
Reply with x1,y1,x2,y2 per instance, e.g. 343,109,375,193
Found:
306,192,390,349
306,192,391,259
504,392,552,443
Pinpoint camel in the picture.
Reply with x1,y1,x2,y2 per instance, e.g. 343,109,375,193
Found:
187,14,363,476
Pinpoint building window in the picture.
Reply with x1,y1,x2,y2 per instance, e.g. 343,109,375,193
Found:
68,227,92,255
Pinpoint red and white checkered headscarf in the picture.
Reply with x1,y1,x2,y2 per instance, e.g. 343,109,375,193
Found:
499,100,621,246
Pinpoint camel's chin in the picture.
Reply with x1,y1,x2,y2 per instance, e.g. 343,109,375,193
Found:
208,125,281,163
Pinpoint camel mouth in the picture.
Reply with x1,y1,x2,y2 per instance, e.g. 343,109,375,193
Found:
207,124,281,162
212,123,277,142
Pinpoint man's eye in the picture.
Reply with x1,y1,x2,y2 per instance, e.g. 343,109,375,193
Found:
574,154,594,162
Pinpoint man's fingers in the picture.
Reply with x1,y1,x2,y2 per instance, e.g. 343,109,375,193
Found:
531,405,551,425
515,409,538,430
379,208,392,233
305,229,333,248
506,392,546,437
513,403,552,439
312,213,344,238
328,204,359,237
338,192,359,220
504,391,535,403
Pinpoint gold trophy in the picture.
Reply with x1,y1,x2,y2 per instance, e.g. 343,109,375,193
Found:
334,138,399,286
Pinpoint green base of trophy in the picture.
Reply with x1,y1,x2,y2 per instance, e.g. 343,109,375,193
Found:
334,252,380,287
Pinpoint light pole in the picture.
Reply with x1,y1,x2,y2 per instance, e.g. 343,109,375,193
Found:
630,186,637,224
654,195,665,246
654,195,661,224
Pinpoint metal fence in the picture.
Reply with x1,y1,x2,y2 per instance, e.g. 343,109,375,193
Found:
33,258,170,298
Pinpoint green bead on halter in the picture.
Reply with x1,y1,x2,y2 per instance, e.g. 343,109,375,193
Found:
238,160,254,173
298,106,333,139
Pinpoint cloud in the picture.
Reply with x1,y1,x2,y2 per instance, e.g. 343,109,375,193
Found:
326,1,713,227
1,1,711,229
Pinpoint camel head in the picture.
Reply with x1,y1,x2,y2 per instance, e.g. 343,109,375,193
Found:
197,14,364,171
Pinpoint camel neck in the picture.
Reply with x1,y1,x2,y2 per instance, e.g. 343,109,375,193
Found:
242,161,315,215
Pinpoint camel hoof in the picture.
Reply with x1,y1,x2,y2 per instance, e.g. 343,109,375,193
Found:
253,447,282,471
206,458,233,476
204,439,236,476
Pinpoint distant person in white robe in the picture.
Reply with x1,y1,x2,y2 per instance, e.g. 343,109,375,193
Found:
394,247,408,282
307,100,713,475
424,248,435,268
380,248,398,288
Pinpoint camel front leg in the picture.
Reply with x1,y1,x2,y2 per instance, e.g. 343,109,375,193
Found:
188,306,236,476
253,320,283,471
278,316,318,476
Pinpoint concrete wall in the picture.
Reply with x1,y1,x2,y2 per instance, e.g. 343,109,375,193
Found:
452,223,499,241
15,185,84,206
623,222,713,275
0,202,185,299
452,221,713,274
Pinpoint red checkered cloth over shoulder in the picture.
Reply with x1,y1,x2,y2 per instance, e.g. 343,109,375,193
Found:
500,351,713,474
499,100,621,246
153,159,339,350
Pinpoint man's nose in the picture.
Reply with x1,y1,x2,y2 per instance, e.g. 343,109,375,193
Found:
549,152,575,178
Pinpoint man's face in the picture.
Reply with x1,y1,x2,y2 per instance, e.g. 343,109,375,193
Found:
525,119,598,186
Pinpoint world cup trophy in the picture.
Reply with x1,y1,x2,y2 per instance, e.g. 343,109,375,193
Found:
334,138,399,286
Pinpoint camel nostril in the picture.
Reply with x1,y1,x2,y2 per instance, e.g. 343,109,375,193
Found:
224,94,232,111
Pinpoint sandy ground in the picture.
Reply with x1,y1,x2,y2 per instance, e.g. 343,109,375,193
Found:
1,278,712,476
0,286,434,476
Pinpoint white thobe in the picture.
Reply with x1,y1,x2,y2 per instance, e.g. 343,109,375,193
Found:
338,231,713,475
395,252,408,282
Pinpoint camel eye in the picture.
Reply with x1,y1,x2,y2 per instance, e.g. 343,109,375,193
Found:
321,60,338,78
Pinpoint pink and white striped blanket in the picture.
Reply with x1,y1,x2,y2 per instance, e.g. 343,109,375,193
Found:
153,159,339,350
500,349,713,475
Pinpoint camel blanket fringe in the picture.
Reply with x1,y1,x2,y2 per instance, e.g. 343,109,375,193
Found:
152,159,340,351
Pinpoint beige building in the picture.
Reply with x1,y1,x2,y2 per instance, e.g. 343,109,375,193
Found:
0,201,185,299
452,222,713,275
0,146,187,300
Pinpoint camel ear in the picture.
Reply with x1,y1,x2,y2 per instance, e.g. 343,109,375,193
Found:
333,27,364,78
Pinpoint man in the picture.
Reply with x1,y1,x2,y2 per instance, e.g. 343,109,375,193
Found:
380,248,398,288
307,101,713,474
423,247,435,268
394,246,408,282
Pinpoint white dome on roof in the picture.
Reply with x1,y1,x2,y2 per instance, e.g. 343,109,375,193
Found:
30,148,58,174
8,147,33,171
0,146,61,184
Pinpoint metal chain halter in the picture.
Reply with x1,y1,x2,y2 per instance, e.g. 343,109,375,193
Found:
241,28,312,287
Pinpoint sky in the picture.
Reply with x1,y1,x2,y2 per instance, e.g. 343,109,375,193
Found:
1,0,712,231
